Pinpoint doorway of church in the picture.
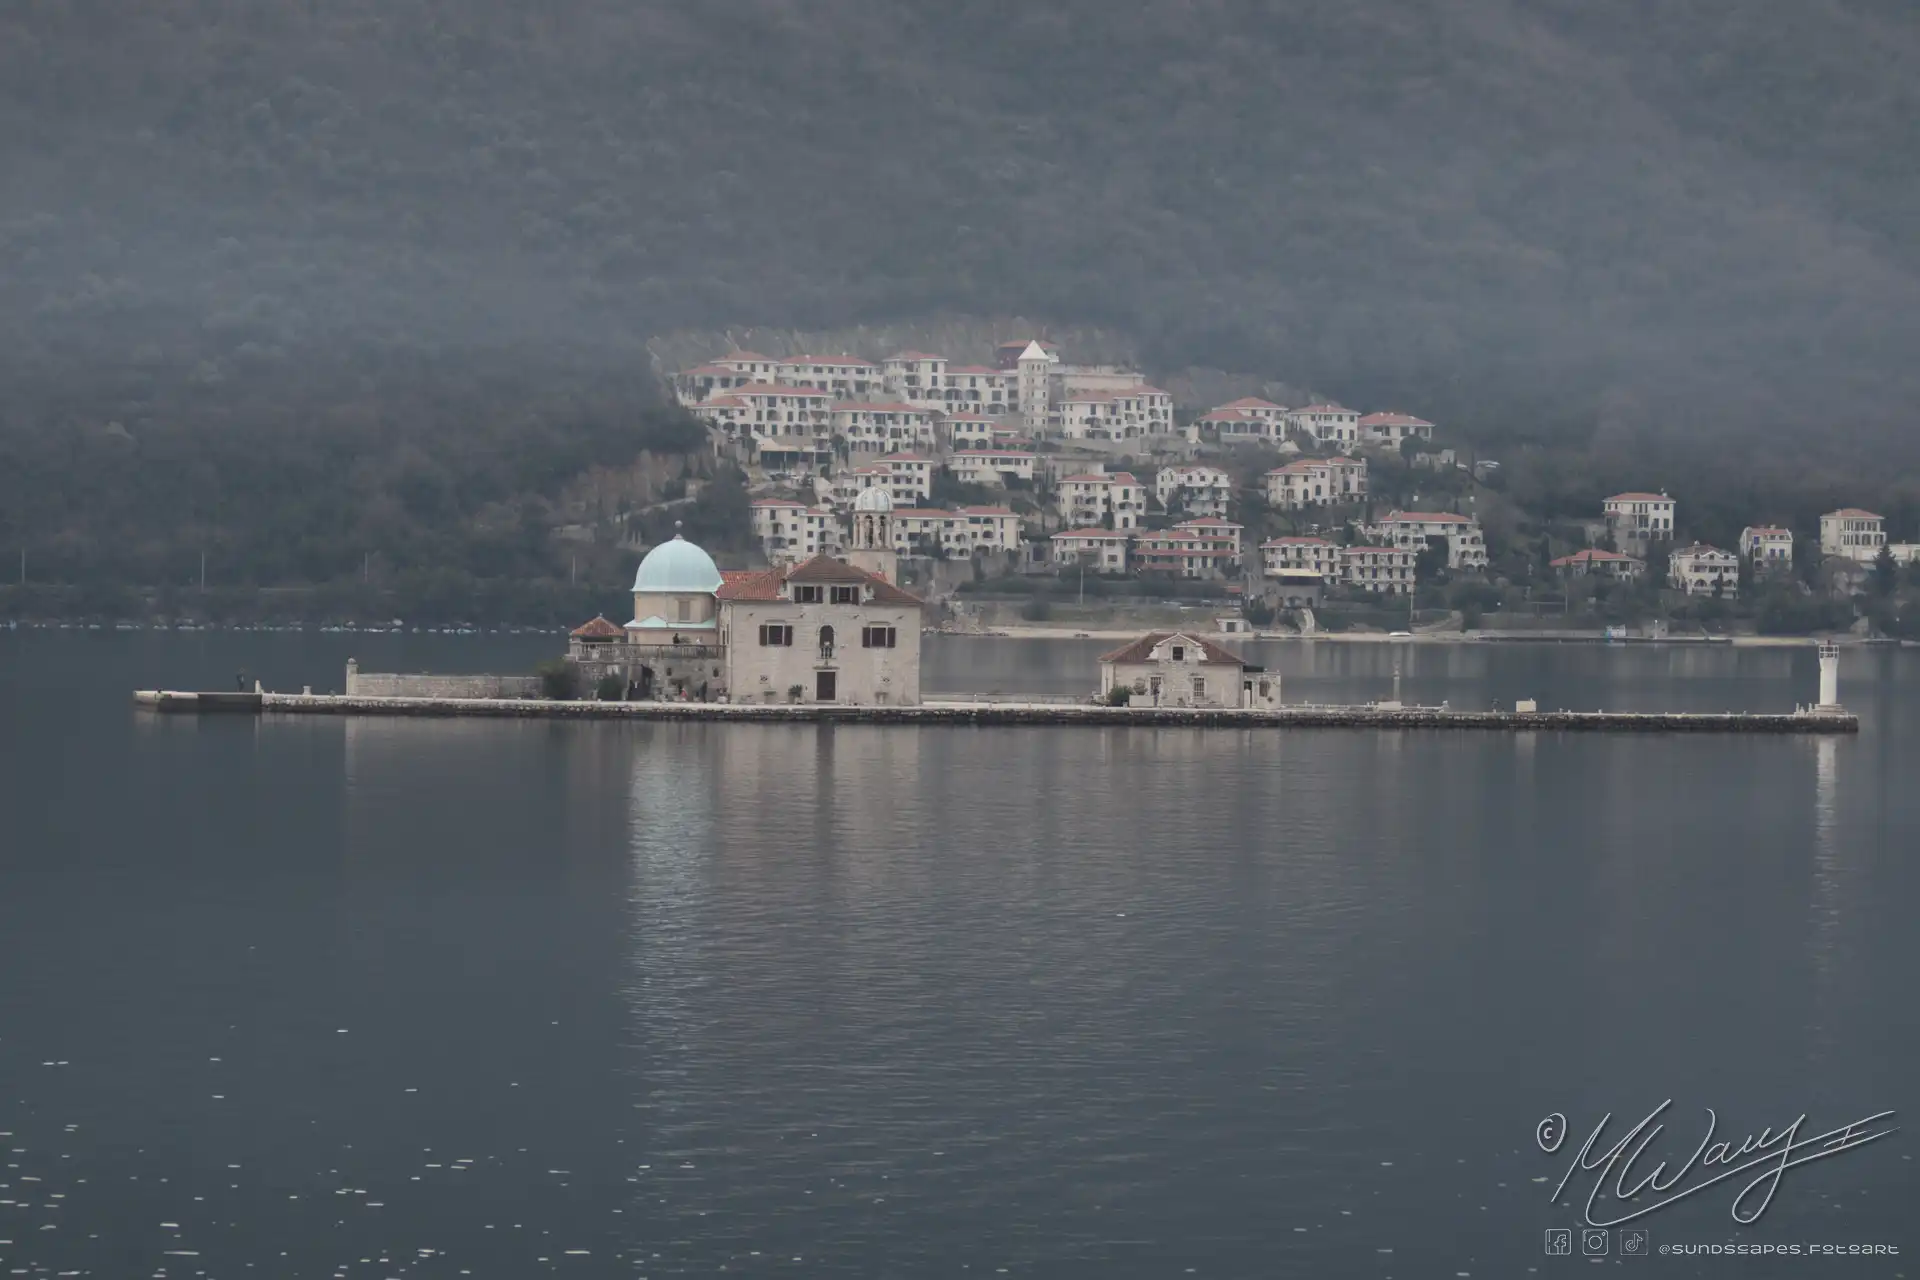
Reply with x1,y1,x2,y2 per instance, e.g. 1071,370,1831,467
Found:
815,670,837,702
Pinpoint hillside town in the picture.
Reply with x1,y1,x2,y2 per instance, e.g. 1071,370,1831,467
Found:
664,340,1920,636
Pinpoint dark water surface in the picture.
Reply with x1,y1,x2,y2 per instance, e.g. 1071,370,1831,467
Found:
2,631,1914,1277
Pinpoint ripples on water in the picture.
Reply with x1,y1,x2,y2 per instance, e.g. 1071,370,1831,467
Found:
0,633,1914,1276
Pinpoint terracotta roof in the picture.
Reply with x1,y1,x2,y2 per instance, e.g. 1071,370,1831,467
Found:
1295,403,1354,414
678,363,739,377
1606,492,1671,503
1383,511,1471,523
570,615,625,640
1220,397,1285,410
1743,526,1792,536
1098,631,1248,667
1262,536,1334,547
1359,412,1433,427
1174,519,1242,531
1201,409,1260,422
1825,508,1883,519
1110,473,1142,485
951,450,1035,459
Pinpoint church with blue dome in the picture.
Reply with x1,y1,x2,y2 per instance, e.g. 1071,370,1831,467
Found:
566,519,925,704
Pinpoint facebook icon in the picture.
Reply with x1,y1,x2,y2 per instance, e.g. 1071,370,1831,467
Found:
1544,1228,1573,1255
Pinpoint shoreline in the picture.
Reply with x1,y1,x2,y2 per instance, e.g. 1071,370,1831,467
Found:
938,626,1864,647
132,690,1860,734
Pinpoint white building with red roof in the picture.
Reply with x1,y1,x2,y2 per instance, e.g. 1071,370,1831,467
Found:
1819,509,1886,563
1195,407,1274,443
1050,529,1132,573
777,355,881,398
1669,543,1740,597
1207,397,1291,435
891,506,1022,558
750,498,843,564
1603,492,1676,547
1098,632,1278,709
1134,519,1243,580
1340,545,1416,595
1052,386,1174,439
1291,403,1361,449
1740,526,1794,571
1265,457,1368,509
1550,548,1645,582
1372,510,1488,570
1358,412,1434,447
717,554,925,706
1261,536,1340,581
948,450,1037,486
831,401,937,455
1059,471,1147,530
1154,464,1234,519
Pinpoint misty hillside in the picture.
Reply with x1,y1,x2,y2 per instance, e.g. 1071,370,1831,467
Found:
3,0,1918,586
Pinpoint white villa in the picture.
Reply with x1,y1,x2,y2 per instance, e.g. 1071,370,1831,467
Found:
1669,543,1740,597
1819,509,1886,563
1059,471,1147,530
1261,535,1341,580
948,450,1037,486
1265,457,1368,509
1372,511,1488,570
1051,529,1131,573
891,506,1023,559
1740,526,1795,571
1358,412,1434,447
750,498,842,564
1155,464,1235,518
1341,545,1416,595
1098,632,1280,709
1134,519,1243,580
1292,404,1361,449
1551,549,1646,582
1604,492,1676,547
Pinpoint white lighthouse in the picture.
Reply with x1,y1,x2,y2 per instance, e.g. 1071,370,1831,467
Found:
1815,640,1842,713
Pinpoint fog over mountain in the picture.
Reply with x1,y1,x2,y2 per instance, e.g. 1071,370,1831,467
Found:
3,0,1917,586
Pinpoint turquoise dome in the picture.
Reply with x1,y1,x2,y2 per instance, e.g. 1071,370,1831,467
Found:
632,534,722,594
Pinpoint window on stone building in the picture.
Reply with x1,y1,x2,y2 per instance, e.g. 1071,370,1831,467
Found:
862,626,897,649
818,625,835,660
758,624,793,647
793,585,823,604
830,586,859,605
1171,645,1185,661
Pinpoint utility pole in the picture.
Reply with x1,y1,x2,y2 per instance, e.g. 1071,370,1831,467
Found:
200,551,207,591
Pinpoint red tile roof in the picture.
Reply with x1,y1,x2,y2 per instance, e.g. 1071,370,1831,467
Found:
1295,403,1353,414
1220,397,1285,410
1262,536,1334,547
1383,511,1472,523
1201,408,1260,422
1359,412,1433,427
678,363,740,377
1551,549,1641,566
715,558,924,607
570,615,625,640
1097,631,1249,666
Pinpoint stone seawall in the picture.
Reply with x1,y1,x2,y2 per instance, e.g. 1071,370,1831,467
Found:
170,693,1859,733
344,669,544,700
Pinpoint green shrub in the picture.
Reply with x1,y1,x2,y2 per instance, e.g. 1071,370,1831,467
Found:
536,657,580,700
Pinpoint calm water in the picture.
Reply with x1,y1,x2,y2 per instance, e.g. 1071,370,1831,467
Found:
1,631,1914,1277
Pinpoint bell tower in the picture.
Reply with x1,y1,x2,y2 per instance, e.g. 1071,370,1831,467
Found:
847,486,899,585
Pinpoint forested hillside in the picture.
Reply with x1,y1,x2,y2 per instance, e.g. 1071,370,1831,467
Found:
3,0,1917,595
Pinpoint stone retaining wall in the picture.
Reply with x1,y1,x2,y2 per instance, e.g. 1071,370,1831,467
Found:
344,663,543,700
244,693,1858,734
